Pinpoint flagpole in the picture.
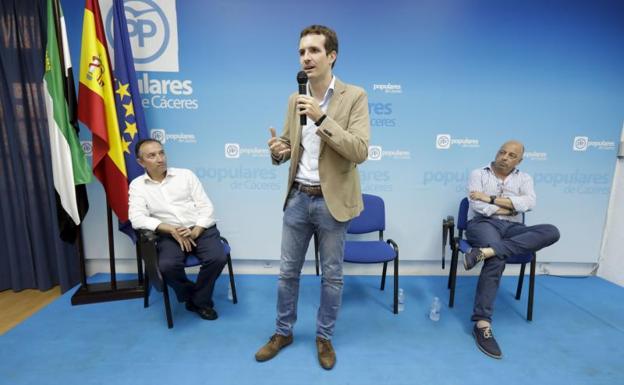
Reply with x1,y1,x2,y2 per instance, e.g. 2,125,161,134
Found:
77,226,87,287
71,201,144,305
107,205,118,289
51,0,64,75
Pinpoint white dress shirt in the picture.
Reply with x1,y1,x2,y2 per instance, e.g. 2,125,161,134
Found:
467,164,536,223
294,76,336,186
129,167,216,231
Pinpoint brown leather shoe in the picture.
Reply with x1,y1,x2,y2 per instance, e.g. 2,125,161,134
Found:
316,337,336,370
255,333,293,362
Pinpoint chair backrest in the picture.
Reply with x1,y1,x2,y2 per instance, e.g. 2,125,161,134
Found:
457,197,470,231
347,194,385,234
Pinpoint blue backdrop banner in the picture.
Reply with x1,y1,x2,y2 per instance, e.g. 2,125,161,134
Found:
62,0,624,263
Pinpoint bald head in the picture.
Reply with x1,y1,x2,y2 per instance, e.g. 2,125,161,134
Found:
500,140,525,157
492,140,524,176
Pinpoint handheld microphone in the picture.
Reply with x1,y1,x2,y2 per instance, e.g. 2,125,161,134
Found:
297,71,308,126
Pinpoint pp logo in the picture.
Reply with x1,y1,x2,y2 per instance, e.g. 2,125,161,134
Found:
436,134,451,149
368,146,383,161
573,136,589,151
225,143,240,158
150,128,166,143
105,0,179,72
80,141,93,156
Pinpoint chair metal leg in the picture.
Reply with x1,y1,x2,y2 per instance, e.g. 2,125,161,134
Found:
162,282,174,329
442,219,447,270
447,241,455,289
516,263,526,300
143,272,150,308
226,254,238,304
449,248,459,307
381,261,388,290
393,257,399,314
528,255,536,321
441,233,445,270
314,232,320,276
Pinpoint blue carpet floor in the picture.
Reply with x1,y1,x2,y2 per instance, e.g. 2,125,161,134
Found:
1,274,623,385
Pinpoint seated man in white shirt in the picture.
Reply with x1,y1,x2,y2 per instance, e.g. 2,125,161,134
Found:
129,139,226,320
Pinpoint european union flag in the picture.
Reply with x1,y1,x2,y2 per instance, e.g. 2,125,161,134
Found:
112,0,149,240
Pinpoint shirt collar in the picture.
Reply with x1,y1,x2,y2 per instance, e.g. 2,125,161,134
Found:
143,168,176,184
308,75,336,106
483,163,520,175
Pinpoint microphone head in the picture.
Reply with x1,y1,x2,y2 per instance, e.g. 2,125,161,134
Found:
297,71,308,85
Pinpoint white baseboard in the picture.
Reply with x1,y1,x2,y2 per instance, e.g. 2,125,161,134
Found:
86,259,598,277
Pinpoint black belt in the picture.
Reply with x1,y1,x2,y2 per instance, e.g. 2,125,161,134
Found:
292,182,323,196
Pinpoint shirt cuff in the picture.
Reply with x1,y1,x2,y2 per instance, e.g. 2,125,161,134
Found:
143,218,162,232
507,196,525,212
195,219,215,229
271,152,283,164
483,204,499,217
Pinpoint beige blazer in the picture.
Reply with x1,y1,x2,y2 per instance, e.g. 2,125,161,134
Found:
273,78,370,222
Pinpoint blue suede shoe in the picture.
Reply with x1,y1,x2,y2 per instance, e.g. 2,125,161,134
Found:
464,248,486,270
473,324,502,359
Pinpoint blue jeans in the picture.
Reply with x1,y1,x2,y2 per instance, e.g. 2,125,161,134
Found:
466,216,560,322
276,189,350,340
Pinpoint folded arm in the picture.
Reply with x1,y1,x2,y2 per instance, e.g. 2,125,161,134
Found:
468,170,536,216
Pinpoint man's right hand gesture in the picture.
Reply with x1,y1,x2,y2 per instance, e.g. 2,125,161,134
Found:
268,127,290,159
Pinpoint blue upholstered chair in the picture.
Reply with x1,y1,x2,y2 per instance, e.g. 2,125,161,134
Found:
137,230,238,328
443,198,536,320
315,194,400,314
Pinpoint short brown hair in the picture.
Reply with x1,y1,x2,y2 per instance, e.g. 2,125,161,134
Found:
300,25,338,68
135,138,162,158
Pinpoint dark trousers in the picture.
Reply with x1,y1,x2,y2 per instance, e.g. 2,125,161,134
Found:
466,216,560,322
157,225,227,308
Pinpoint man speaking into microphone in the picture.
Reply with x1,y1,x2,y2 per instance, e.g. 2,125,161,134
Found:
255,25,370,370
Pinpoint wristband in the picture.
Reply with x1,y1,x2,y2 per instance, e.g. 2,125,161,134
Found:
489,195,496,204
315,114,327,126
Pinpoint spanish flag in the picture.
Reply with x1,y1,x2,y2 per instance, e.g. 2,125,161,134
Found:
77,0,129,222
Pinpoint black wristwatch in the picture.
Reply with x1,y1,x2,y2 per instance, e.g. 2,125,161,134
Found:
489,195,496,204
315,114,327,126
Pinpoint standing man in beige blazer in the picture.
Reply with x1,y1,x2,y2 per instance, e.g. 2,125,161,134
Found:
255,25,370,370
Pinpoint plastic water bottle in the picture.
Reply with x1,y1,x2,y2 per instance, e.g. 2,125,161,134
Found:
227,285,233,301
429,296,441,321
397,288,405,312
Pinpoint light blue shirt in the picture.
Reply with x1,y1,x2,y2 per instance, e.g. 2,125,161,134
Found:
467,164,536,223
